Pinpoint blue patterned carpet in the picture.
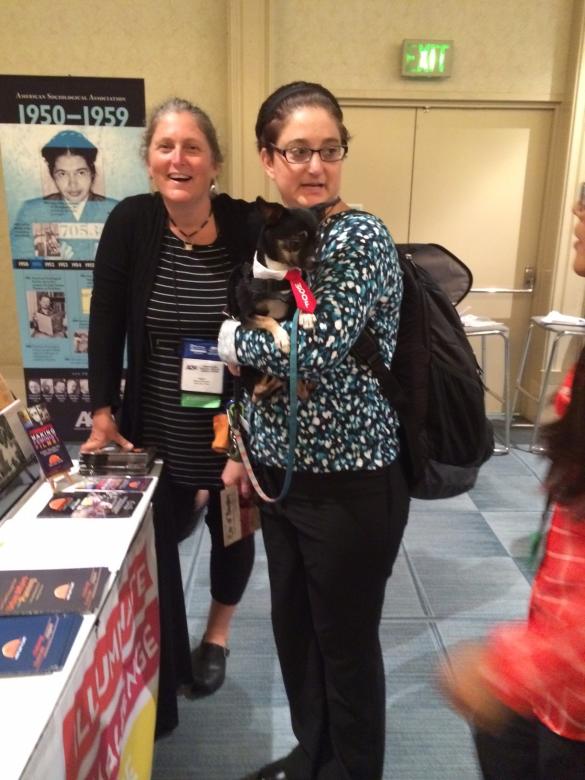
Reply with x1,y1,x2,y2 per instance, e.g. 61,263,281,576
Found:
153,424,544,779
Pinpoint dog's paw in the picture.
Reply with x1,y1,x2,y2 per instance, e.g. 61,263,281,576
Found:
252,375,284,403
299,312,316,330
296,379,317,401
274,325,290,354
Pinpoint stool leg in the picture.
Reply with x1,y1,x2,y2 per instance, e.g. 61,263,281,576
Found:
511,322,535,420
491,332,511,454
529,332,562,452
502,331,511,452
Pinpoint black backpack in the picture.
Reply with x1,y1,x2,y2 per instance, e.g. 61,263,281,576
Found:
352,243,494,500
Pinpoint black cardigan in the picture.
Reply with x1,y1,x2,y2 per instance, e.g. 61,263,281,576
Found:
88,192,257,443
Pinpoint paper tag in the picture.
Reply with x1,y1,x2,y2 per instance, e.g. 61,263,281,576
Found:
220,485,260,547
180,338,224,395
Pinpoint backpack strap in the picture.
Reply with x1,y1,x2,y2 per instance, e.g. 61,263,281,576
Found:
351,328,408,411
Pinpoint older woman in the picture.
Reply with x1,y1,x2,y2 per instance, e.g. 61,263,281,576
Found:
82,98,257,738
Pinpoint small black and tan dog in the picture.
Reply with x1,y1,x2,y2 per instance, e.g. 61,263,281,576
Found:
228,196,321,401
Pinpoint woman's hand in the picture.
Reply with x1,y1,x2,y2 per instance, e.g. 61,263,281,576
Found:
221,458,251,499
437,642,512,735
80,407,134,453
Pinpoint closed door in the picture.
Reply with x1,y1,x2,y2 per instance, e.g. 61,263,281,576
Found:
343,104,554,414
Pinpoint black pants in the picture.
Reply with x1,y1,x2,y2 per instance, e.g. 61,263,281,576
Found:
475,714,585,780
259,462,409,780
152,469,255,736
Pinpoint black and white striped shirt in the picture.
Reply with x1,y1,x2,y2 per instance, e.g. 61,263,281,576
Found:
142,230,233,488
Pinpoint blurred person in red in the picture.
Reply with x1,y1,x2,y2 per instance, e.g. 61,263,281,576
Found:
438,200,585,779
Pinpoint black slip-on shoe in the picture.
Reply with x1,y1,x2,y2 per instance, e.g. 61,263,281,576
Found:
187,640,229,697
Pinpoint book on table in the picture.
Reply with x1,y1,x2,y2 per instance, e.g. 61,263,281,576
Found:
17,403,72,480
0,612,83,675
0,567,110,616
78,446,156,476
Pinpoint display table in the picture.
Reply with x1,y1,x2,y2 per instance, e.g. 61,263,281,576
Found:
0,466,160,780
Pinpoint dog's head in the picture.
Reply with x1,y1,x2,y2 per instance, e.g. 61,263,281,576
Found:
255,197,319,272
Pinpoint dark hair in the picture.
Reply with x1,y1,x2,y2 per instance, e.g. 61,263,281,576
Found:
255,81,350,153
141,97,224,166
539,344,585,509
42,146,97,178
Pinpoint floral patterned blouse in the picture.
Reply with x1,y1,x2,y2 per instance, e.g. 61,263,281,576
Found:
234,209,403,473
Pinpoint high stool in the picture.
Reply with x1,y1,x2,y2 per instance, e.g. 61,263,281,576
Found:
463,320,511,454
512,315,585,452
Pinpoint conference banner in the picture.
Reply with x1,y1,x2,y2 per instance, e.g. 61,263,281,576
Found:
21,511,160,779
0,75,149,439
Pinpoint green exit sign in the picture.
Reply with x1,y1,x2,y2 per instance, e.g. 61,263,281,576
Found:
402,39,453,78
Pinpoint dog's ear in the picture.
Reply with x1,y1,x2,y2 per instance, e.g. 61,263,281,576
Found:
256,196,286,226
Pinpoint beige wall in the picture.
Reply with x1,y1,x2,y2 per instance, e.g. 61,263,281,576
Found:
0,0,229,393
270,0,574,102
233,0,577,201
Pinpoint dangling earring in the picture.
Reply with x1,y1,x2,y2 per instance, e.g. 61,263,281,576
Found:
210,179,219,197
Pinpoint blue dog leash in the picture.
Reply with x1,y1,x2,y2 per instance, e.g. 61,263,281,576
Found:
228,309,299,503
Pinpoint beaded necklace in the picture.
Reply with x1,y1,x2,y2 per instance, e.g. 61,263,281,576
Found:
168,206,213,249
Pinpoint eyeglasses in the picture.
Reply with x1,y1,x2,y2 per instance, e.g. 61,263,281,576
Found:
270,144,348,164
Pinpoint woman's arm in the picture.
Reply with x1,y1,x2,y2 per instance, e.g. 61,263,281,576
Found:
87,199,134,413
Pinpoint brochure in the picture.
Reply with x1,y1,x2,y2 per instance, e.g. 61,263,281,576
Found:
0,612,83,675
73,476,153,492
0,567,109,615
38,490,141,519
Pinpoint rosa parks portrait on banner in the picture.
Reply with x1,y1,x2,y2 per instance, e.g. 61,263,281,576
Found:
27,290,67,338
9,129,118,261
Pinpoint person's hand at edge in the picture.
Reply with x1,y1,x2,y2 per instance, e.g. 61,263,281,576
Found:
80,407,134,453
436,641,513,735
221,458,252,500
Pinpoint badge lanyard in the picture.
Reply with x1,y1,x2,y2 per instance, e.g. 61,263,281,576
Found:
169,249,225,409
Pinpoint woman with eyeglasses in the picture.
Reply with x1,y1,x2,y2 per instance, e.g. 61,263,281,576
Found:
218,81,409,780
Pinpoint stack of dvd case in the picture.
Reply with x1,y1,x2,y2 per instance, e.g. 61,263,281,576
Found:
78,446,156,476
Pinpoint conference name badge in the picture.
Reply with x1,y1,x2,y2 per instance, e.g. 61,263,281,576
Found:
180,338,224,409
